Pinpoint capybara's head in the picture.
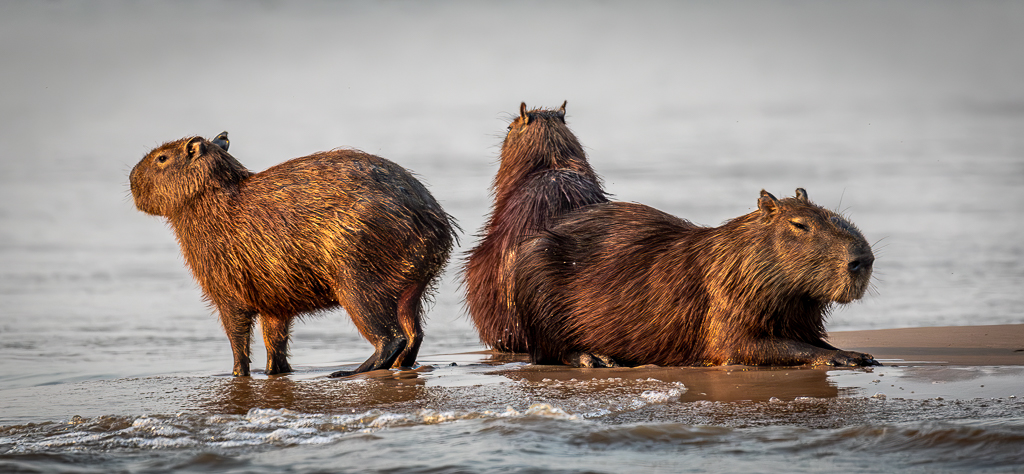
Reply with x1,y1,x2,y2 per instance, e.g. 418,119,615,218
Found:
130,136,250,217
753,188,874,304
500,101,586,172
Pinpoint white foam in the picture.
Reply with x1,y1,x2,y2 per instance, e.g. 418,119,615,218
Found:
4,403,602,454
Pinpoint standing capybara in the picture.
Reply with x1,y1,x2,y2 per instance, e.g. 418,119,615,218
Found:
129,134,457,377
463,102,609,352
513,188,879,367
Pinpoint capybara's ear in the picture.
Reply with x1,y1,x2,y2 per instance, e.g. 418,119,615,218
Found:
558,100,567,122
520,102,529,125
185,137,205,160
758,189,779,215
212,131,229,152
795,188,809,202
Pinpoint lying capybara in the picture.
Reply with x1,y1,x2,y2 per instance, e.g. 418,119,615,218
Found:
463,102,609,352
513,188,879,367
129,134,457,377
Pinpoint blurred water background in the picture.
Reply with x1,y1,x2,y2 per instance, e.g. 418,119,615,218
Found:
1,1,1022,472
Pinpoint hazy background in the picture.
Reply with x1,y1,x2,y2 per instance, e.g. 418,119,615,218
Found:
1,1,1022,387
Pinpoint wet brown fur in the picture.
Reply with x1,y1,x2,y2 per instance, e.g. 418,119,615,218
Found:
130,136,457,377
512,189,878,367
463,102,608,352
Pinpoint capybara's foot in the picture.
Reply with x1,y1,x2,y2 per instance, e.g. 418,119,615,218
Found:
265,362,293,375
820,350,881,367
568,351,621,368
232,362,250,377
329,337,408,378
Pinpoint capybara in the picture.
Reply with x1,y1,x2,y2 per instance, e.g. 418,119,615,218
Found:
463,102,609,352
512,188,879,367
129,134,457,377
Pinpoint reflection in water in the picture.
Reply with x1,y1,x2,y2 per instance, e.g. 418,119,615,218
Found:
481,349,843,402
195,370,429,416
500,364,841,403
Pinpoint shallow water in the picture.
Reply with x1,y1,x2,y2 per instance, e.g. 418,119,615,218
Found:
2,357,1023,473
2,1,1023,472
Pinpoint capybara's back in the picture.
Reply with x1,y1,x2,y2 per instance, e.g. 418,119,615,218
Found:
463,102,608,352
130,135,457,376
513,189,878,368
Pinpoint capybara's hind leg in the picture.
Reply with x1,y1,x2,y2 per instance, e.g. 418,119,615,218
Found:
260,314,293,375
329,336,407,378
329,292,408,378
395,281,427,369
218,305,256,377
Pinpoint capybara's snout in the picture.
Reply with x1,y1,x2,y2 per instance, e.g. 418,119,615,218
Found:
847,247,874,275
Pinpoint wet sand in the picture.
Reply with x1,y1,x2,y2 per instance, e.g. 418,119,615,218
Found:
829,324,1024,366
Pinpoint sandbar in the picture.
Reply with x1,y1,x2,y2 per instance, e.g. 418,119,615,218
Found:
827,323,1024,366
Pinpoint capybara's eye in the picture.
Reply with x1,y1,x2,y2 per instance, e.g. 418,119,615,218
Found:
156,155,169,164
789,219,809,231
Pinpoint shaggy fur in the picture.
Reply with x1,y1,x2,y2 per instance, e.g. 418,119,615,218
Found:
463,102,608,351
513,189,878,367
130,135,457,377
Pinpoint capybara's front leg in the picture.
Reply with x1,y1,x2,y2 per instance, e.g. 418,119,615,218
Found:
218,305,256,377
566,351,622,368
733,338,880,367
261,314,293,375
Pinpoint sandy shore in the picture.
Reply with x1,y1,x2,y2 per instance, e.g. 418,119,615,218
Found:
828,323,1024,366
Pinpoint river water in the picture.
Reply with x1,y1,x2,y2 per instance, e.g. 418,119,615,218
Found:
1,1,1023,473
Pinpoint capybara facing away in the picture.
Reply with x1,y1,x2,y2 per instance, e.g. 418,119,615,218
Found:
130,134,457,377
513,188,879,368
463,102,608,352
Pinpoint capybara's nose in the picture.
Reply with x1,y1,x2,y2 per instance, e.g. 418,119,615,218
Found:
848,253,874,273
